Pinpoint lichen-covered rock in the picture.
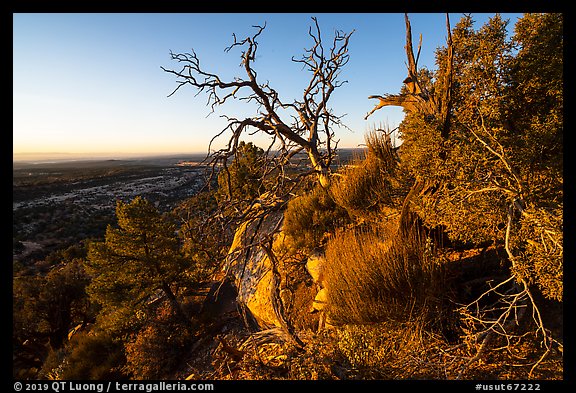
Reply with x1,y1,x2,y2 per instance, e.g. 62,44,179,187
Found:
225,208,284,329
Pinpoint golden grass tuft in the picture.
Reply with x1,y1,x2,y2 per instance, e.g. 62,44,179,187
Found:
330,129,408,223
323,226,446,327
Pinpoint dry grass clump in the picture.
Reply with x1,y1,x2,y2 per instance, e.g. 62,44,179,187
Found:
323,226,446,327
335,321,449,379
330,129,408,223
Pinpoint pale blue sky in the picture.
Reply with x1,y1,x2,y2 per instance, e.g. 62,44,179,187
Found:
13,13,523,158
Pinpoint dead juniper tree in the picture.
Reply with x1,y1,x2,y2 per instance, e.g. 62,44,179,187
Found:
365,13,453,137
162,18,353,348
365,13,454,239
162,18,353,203
366,13,561,378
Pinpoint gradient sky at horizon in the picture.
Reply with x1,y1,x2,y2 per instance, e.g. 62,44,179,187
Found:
13,12,523,158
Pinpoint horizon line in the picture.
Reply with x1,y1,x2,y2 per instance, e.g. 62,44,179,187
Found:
13,146,368,162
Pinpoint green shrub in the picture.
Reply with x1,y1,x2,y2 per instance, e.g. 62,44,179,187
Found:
124,303,193,379
216,141,266,210
174,190,231,280
515,205,563,301
337,323,394,369
282,185,350,253
57,331,125,380
336,322,425,375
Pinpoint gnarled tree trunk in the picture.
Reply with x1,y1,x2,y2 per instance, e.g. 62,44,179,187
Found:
365,13,454,239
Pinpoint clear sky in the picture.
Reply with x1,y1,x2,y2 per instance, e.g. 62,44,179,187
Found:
13,13,523,159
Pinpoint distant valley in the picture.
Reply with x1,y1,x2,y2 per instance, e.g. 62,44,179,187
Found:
13,155,211,269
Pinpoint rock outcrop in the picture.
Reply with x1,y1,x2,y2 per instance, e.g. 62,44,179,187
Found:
306,251,325,285
306,251,333,330
224,201,328,339
225,206,285,329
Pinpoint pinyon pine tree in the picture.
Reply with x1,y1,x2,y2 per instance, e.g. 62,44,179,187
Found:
86,196,190,332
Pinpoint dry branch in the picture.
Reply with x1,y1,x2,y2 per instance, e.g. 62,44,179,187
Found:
162,18,353,192
365,13,452,121
455,124,553,378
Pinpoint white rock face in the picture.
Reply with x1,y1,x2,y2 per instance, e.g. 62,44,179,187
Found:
306,251,335,329
306,252,326,286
